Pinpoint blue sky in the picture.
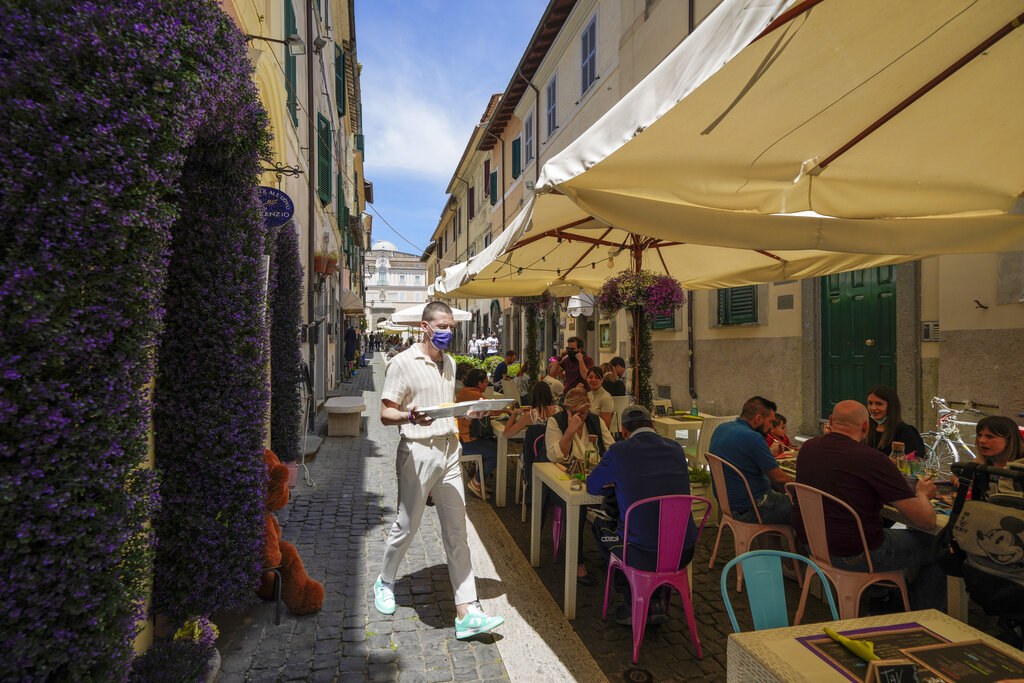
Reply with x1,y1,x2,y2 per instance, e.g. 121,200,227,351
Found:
356,0,550,255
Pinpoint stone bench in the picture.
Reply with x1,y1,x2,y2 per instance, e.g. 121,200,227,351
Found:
325,396,366,437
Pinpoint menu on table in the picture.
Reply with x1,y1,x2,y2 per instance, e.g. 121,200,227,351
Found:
797,623,948,682
902,639,1024,682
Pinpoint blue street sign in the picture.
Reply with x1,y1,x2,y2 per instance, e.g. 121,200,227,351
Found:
257,186,295,229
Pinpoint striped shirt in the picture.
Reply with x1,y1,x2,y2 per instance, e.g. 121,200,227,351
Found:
381,344,457,439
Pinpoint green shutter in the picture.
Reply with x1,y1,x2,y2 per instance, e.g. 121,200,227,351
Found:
489,171,498,206
285,1,298,127
337,170,344,232
511,138,521,179
356,134,365,153
334,45,346,116
652,314,674,330
718,286,758,325
317,114,331,205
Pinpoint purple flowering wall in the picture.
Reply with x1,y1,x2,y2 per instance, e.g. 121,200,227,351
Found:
268,222,305,463
1,0,273,677
149,13,272,617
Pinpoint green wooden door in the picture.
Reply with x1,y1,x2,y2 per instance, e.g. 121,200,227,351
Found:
821,267,896,417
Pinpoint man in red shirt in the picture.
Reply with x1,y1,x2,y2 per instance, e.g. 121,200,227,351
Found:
793,400,944,611
558,336,593,393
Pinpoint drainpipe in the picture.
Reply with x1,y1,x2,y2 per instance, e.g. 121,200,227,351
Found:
452,176,470,348
515,68,540,182
687,293,697,407
307,0,317,423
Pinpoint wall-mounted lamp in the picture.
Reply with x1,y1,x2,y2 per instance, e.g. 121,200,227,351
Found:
245,33,306,56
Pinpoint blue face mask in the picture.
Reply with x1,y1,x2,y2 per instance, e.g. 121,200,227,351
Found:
427,324,452,350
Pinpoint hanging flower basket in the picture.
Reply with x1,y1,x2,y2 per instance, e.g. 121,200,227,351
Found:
313,254,338,275
596,270,685,317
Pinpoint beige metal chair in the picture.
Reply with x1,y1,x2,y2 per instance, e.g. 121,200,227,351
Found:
705,452,800,591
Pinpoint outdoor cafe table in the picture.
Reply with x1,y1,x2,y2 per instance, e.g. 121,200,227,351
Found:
726,609,1020,682
490,418,524,508
530,462,603,619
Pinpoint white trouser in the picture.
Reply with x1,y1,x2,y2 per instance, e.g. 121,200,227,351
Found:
380,434,476,605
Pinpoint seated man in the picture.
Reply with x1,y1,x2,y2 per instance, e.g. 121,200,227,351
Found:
587,404,698,625
492,349,517,387
602,356,628,396
707,396,793,524
455,369,499,499
794,400,944,611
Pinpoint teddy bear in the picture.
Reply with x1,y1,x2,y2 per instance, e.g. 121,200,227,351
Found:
256,449,324,615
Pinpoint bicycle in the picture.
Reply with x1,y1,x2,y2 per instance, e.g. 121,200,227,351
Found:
920,397,991,476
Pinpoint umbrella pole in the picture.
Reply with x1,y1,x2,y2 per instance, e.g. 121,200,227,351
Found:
632,237,642,404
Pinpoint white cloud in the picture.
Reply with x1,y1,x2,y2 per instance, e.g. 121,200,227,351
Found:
362,55,491,183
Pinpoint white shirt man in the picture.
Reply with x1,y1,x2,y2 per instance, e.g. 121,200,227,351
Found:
485,334,498,357
468,335,479,358
376,301,504,639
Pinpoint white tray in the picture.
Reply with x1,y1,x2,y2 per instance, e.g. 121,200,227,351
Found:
418,398,514,419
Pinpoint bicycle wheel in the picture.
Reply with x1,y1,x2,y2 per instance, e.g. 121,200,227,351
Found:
924,434,974,475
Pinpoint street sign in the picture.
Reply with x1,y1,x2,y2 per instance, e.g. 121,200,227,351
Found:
256,186,295,229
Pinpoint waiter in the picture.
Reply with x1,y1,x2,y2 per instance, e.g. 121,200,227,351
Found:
375,301,505,639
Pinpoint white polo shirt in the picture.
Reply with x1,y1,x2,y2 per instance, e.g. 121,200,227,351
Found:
381,344,457,439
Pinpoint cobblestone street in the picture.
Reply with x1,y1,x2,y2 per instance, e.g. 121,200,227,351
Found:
214,355,508,683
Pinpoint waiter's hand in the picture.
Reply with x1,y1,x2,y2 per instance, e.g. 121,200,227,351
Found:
407,404,435,426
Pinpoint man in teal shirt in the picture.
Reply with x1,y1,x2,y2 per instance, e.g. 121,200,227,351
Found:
708,396,793,524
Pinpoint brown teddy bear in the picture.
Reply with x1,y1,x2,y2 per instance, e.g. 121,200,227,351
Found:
257,449,324,615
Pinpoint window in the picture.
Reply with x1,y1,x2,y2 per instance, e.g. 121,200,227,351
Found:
489,171,498,206
580,15,597,95
316,114,331,205
468,187,475,220
483,160,490,197
484,234,491,248
718,286,758,325
524,112,534,163
377,270,387,286
399,274,406,285
454,210,460,238
546,75,557,137
334,45,346,116
511,137,522,179
284,1,298,126
415,275,421,285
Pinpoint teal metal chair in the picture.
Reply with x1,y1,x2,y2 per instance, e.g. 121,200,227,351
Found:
720,550,839,632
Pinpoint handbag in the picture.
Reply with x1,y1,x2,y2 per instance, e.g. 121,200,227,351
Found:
469,416,494,440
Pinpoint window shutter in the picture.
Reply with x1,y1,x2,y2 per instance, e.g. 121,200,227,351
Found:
317,114,331,205
489,171,497,205
285,1,298,126
718,286,758,325
334,46,346,116
356,134,364,152
337,170,345,235
483,160,490,196
512,138,521,179
546,76,557,136
468,187,475,220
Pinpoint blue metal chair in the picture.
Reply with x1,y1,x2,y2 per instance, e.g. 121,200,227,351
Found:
720,550,838,632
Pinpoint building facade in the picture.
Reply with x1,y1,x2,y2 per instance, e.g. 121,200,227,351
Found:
364,241,430,330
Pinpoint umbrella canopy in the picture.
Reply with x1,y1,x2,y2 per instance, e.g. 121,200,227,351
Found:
540,0,1024,223
433,0,1024,298
390,302,473,324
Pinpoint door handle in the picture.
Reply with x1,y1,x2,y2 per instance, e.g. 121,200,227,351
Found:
865,338,875,346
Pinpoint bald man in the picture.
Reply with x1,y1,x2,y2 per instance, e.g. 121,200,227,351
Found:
793,400,944,611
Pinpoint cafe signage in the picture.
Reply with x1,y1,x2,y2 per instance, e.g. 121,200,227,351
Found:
256,186,295,229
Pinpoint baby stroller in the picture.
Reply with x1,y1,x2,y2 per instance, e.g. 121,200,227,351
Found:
937,462,1024,647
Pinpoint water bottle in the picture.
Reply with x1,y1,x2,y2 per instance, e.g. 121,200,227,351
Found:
892,441,909,479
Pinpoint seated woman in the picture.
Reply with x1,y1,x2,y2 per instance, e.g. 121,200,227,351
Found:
544,387,615,585
866,385,925,458
542,360,565,400
456,368,500,499
586,367,614,430
968,415,1024,498
503,380,561,438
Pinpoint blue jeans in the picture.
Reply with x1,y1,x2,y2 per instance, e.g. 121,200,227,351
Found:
831,528,946,611
460,437,497,483
734,489,793,525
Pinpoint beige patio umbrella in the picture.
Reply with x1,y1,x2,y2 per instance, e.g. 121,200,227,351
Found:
434,0,1024,299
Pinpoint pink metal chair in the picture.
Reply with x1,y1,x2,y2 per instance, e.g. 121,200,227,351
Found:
601,494,711,664
786,482,910,620
705,453,801,592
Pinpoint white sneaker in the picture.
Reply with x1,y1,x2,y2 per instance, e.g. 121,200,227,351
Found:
374,575,396,615
455,601,504,639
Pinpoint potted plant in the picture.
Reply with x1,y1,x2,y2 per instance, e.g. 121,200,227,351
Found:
129,616,220,682
312,250,339,275
689,466,715,526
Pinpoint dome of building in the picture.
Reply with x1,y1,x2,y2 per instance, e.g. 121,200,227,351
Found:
371,240,398,252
